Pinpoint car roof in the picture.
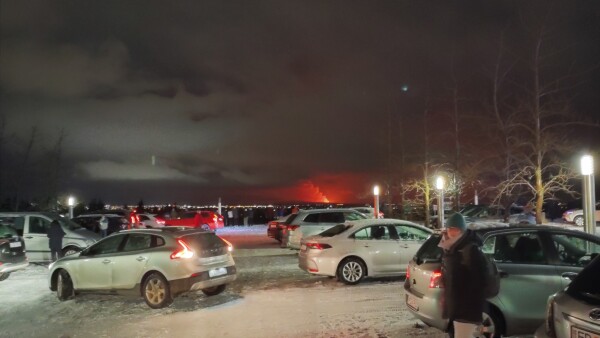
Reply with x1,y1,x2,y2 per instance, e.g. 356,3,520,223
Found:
117,227,213,236
431,223,600,239
346,218,431,230
297,208,363,214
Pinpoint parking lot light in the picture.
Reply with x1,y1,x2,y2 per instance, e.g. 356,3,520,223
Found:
68,196,75,219
436,176,445,229
581,155,596,235
373,185,380,220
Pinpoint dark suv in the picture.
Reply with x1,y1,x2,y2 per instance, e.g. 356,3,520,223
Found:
0,220,28,281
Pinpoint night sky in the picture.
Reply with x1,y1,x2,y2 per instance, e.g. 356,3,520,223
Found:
1,1,599,205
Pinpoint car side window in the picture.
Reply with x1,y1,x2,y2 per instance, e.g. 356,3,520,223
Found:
0,216,24,236
319,212,344,223
369,226,391,240
344,212,367,221
29,216,51,234
395,225,430,241
303,214,320,223
152,235,165,247
86,235,125,256
123,234,152,252
550,234,600,267
139,215,149,221
483,232,546,264
182,212,196,219
352,227,370,240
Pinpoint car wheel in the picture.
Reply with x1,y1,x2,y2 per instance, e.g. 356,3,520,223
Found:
481,307,504,338
142,272,173,309
57,270,74,301
63,247,80,257
202,284,226,296
337,258,365,285
574,215,584,227
0,272,10,281
200,224,211,231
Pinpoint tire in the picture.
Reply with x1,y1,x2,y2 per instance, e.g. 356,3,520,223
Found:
202,284,226,296
63,247,80,257
0,272,10,281
337,258,366,285
200,224,211,231
142,273,173,309
574,216,584,227
481,307,504,338
57,270,74,301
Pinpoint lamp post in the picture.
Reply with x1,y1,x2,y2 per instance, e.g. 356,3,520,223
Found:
68,196,75,219
436,176,445,228
581,155,596,235
373,185,380,220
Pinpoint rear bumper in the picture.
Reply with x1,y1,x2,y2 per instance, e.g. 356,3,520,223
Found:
170,265,237,296
404,282,448,332
0,259,29,274
298,251,337,276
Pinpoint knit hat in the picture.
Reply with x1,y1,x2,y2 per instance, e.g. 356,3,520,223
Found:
445,212,467,231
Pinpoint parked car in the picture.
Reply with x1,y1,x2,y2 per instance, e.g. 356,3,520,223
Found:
534,253,600,338
71,214,129,235
0,212,100,262
136,213,165,228
48,227,237,308
0,221,28,281
563,205,600,226
299,219,432,284
404,225,600,337
267,214,296,242
507,212,536,225
165,211,224,231
283,208,368,249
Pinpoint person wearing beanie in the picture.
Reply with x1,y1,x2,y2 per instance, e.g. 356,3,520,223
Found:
438,213,488,338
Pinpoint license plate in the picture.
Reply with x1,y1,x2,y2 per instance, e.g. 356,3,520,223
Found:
406,294,419,311
571,326,600,338
208,267,227,278
9,242,21,248
300,244,306,251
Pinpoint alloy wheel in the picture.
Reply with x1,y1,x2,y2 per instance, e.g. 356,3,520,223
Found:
144,277,166,305
342,261,363,282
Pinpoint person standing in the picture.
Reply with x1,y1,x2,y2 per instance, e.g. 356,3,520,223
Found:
438,213,487,338
47,220,65,262
99,215,109,237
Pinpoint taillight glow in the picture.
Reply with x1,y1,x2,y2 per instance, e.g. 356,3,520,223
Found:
305,242,331,250
406,265,411,279
170,239,194,259
287,225,299,231
220,237,234,252
429,269,443,288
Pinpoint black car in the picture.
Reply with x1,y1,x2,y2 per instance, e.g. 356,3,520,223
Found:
0,220,28,281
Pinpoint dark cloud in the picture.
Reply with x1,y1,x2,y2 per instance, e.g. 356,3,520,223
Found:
1,0,598,205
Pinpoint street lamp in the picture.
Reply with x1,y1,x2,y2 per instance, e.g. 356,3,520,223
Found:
436,176,445,228
581,155,596,235
67,196,75,219
373,185,380,220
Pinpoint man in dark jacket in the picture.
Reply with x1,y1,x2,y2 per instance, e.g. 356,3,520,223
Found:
47,220,66,261
438,213,487,338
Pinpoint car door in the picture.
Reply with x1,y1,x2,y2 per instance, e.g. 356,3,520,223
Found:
393,224,431,265
352,225,400,274
24,215,53,261
483,231,562,332
545,231,600,288
76,234,126,289
111,234,153,289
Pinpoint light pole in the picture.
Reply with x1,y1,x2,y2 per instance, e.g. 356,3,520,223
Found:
373,185,380,220
436,176,445,228
581,155,596,235
68,196,75,219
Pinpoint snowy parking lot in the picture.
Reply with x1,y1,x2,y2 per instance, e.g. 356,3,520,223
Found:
1,223,596,338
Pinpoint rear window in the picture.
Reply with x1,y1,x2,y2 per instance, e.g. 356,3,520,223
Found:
283,214,298,225
414,234,443,264
567,255,600,305
183,233,228,257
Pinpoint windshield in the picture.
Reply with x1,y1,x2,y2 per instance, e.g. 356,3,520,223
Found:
0,224,18,238
319,224,352,237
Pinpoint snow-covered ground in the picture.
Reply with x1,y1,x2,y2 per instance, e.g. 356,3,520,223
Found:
1,222,597,338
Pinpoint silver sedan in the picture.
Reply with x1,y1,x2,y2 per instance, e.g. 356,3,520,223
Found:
298,219,432,285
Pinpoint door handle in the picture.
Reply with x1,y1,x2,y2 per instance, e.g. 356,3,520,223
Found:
102,259,111,264
363,245,370,248
401,245,409,249
136,256,146,262
25,236,33,239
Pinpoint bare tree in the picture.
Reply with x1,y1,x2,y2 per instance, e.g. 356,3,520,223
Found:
13,126,38,211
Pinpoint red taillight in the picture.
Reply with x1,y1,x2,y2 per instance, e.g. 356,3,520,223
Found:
406,265,411,279
305,242,331,250
287,225,299,231
429,269,443,288
156,218,165,225
213,215,217,221
170,239,194,259
220,237,234,252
